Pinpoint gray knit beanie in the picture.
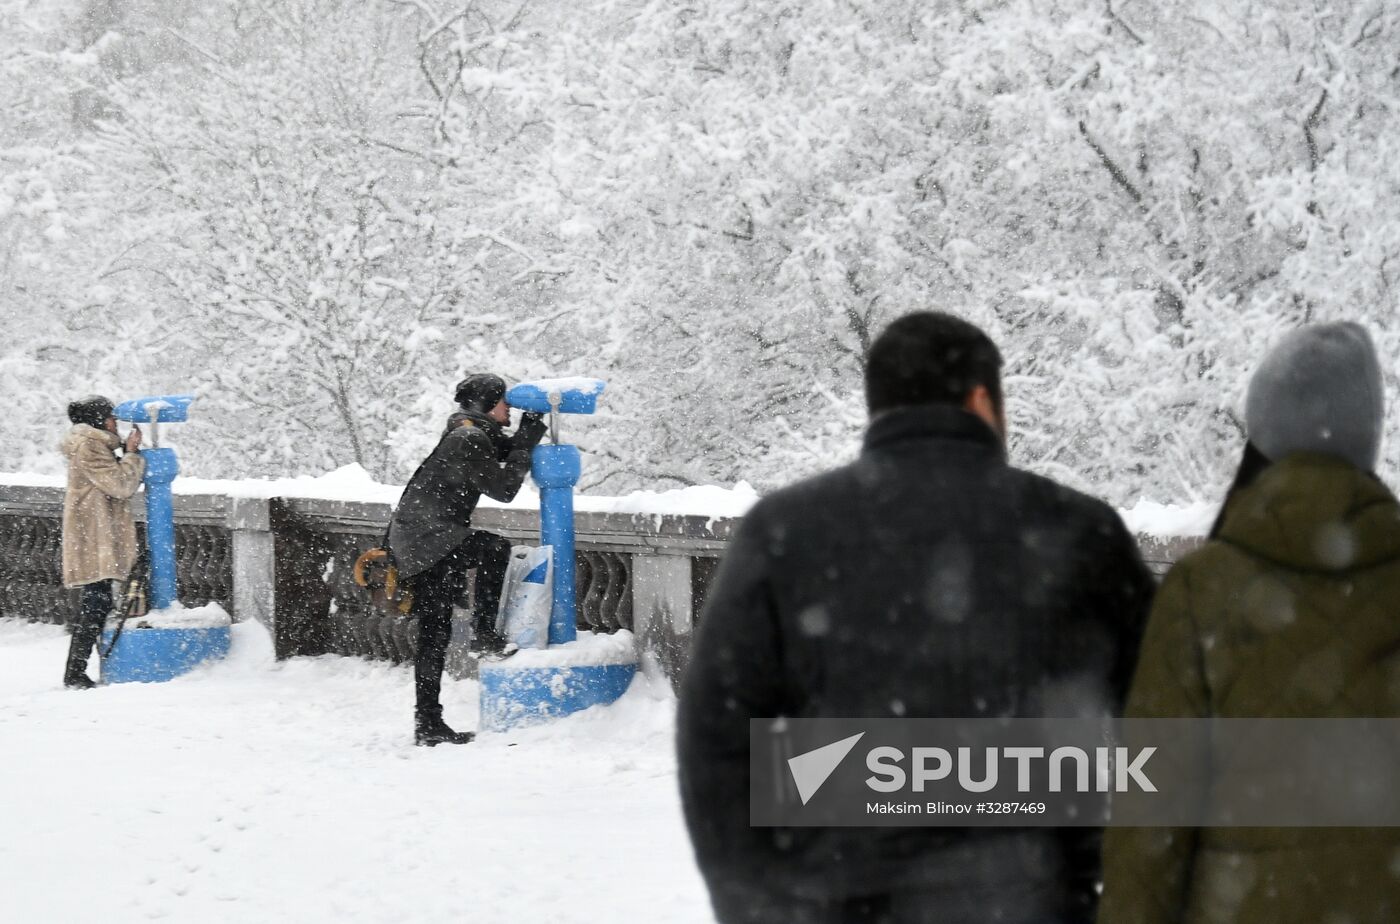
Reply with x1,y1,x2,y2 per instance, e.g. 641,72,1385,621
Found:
1245,322,1384,471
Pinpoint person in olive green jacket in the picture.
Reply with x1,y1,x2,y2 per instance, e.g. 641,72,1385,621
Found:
1099,322,1400,924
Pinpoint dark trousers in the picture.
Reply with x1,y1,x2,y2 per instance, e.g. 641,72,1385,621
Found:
411,531,512,717
65,581,112,681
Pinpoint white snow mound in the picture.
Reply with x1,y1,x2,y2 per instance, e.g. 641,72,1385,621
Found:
505,629,638,668
123,601,233,630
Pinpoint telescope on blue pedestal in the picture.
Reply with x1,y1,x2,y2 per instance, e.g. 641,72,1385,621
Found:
112,394,195,611
505,378,604,645
103,393,229,685
481,377,635,732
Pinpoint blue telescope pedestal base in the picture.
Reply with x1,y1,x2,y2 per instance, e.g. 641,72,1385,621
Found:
100,625,231,684
478,631,639,732
479,663,636,732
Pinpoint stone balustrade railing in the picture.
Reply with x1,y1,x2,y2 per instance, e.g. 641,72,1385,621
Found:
0,481,1201,685
0,485,729,685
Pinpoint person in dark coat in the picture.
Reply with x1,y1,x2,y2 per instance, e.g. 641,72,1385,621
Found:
677,312,1155,924
389,373,547,746
1099,323,1400,924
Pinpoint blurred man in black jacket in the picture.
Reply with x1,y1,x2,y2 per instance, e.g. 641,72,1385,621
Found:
390,374,546,746
677,313,1155,923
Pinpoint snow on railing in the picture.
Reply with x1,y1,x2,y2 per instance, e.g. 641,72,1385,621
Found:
0,463,760,519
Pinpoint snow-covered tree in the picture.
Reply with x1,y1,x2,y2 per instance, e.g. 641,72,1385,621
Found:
63,0,581,480
3,0,1398,507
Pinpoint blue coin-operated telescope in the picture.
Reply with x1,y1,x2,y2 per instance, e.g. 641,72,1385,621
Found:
503,378,604,643
103,394,229,684
479,377,637,731
112,394,195,610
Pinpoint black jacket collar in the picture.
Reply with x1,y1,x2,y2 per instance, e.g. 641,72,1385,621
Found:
444,409,504,441
862,404,1005,460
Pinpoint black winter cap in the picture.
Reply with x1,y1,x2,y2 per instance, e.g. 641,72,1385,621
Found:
67,395,115,428
454,373,507,413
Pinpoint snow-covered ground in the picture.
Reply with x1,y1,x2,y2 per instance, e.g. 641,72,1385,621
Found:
0,620,713,923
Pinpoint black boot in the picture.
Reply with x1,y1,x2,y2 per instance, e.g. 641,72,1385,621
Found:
63,671,96,690
63,600,105,690
468,624,509,656
414,707,475,747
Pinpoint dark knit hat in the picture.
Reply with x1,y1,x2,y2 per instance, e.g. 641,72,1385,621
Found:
1245,322,1384,471
67,395,115,428
454,373,507,413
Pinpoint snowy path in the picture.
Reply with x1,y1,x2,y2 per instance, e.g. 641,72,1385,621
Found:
0,621,713,923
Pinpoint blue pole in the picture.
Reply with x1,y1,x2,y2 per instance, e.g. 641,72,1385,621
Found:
531,443,581,644
141,447,180,609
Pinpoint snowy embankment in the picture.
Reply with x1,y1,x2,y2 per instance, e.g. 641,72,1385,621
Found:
0,620,713,923
0,466,1212,921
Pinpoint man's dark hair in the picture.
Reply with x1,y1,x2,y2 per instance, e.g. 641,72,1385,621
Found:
864,312,1003,414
